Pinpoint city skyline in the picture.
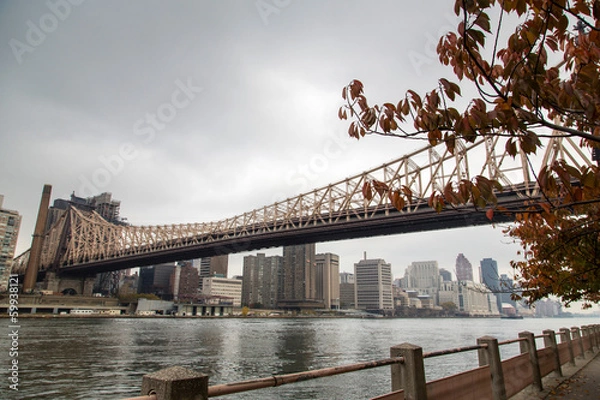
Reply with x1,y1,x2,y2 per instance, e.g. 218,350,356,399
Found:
1,1,525,286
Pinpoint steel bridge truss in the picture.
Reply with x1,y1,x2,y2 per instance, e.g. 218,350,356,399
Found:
11,133,594,275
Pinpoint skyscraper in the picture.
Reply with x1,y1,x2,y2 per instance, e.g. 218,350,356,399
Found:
242,253,282,308
480,258,501,311
278,244,323,309
354,253,393,311
479,258,499,289
455,253,474,282
199,255,228,291
315,253,340,309
439,268,452,282
0,195,21,291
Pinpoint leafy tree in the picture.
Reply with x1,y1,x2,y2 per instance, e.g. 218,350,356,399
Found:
339,0,600,307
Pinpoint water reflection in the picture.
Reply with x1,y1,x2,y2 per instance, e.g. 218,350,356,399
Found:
3,316,595,400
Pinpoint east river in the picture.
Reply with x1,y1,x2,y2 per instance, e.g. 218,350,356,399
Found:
2,316,598,399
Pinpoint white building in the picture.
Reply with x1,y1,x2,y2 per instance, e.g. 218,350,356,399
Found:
438,281,500,316
402,260,441,299
316,253,340,309
354,253,393,311
0,195,21,291
202,277,242,308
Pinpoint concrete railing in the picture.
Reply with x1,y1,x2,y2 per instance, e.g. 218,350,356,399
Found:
124,324,600,400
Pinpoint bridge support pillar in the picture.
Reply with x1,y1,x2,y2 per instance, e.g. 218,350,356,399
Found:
43,272,97,296
23,184,52,293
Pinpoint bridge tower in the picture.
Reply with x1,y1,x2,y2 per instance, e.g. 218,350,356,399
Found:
23,184,52,293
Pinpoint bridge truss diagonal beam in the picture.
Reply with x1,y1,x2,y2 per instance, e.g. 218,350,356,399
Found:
12,131,594,276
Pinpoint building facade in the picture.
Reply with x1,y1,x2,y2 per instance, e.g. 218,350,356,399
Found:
354,254,393,311
278,244,323,309
401,260,441,300
170,262,200,301
241,253,282,308
438,281,499,316
315,253,340,309
138,263,176,299
198,255,228,291
0,195,21,291
202,276,242,307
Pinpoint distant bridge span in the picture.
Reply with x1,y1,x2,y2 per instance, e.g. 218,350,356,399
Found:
13,133,593,278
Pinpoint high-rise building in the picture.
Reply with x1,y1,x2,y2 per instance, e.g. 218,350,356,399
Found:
480,257,502,312
0,195,21,291
480,258,499,289
242,253,282,308
339,272,355,309
354,253,393,311
199,255,228,291
340,272,355,284
170,262,200,301
499,273,517,308
439,268,452,282
138,263,176,299
315,253,340,309
455,253,474,282
278,244,323,309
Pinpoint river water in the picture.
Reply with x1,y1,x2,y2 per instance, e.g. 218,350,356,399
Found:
1,316,597,399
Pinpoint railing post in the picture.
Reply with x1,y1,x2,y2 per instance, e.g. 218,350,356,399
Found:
477,336,507,400
140,366,208,400
543,329,562,377
581,326,590,352
588,325,600,348
519,331,542,391
390,343,427,400
559,328,576,366
572,327,585,359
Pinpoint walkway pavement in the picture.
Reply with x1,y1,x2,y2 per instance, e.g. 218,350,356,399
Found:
511,351,600,399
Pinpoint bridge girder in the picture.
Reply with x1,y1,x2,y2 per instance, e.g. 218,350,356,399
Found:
12,132,594,277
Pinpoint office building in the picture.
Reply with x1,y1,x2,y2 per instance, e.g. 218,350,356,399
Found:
439,268,452,282
354,253,393,311
480,258,500,289
316,253,340,309
438,281,499,316
339,272,355,309
199,255,228,291
202,276,242,307
138,263,176,299
340,272,355,284
0,195,21,291
402,260,441,299
455,253,474,282
242,253,282,308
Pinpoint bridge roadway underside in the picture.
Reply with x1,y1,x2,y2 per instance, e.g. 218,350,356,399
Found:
54,199,522,276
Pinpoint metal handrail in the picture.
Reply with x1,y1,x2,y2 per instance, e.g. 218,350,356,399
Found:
207,356,404,398
423,344,486,359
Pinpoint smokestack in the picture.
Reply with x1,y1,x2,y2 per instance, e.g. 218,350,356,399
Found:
23,184,52,293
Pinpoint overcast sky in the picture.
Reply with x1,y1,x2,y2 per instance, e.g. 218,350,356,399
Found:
0,1,529,282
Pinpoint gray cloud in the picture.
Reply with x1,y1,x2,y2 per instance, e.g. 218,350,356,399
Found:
0,0,523,280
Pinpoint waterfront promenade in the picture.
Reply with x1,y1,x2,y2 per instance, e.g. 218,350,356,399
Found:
512,350,600,399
